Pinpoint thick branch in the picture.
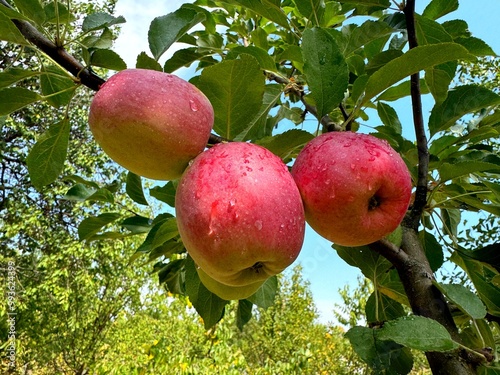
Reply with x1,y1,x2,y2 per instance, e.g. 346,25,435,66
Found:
403,0,429,229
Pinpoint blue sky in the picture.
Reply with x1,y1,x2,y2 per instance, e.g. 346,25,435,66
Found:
112,0,500,323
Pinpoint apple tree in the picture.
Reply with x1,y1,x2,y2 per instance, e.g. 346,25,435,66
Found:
1,0,500,374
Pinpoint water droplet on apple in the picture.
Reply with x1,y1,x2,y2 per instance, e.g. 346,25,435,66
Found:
325,179,331,185
350,164,356,170
189,99,199,112
254,220,263,230
343,142,352,148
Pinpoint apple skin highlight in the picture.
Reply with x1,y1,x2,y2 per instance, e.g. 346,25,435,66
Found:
291,132,412,247
89,68,214,180
175,142,305,299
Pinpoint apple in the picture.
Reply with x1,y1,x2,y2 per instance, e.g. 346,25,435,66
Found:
88,68,214,180
291,131,412,247
175,142,305,300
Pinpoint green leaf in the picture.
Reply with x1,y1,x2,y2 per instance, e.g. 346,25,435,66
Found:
334,244,408,305
12,0,45,26
455,36,497,57
196,57,265,139
0,68,40,88
0,87,41,116
377,78,429,101
452,253,500,317
150,181,176,207
295,0,325,25
163,48,209,73
78,212,122,241
151,219,179,250
43,2,72,24
378,316,459,351
422,0,459,20
256,129,314,164
136,217,178,253
229,46,275,71
429,85,500,136
90,49,127,71
148,8,205,61
365,291,405,325
377,102,402,134
302,27,349,118
82,12,126,32
346,326,414,374
135,52,162,71
457,243,500,274
363,43,473,105
236,299,254,331
26,118,70,189
439,159,500,182
40,65,76,108
339,0,390,6
157,258,185,294
246,276,277,309
120,215,152,234
425,61,457,104
229,0,289,29
340,20,395,58
435,283,487,319
234,84,282,141
0,10,28,44
126,172,148,205
63,184,114,203
419,230,444,272
184,256,228,329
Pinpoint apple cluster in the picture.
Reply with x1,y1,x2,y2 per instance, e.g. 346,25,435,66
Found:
88,68,412,301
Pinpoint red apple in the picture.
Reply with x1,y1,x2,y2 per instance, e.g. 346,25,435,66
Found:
175,142,305,299
291,131,412,247
88,69,214,180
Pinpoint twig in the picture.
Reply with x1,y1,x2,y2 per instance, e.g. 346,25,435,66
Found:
265,71,342,132
403,0,429,229
0,0,105,91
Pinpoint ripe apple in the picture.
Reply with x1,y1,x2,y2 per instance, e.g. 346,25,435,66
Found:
291,131,412,247
88,68,214,180
175,142,305,300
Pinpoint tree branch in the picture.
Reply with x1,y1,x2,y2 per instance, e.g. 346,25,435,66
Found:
403,0,429,230
0,0,105,91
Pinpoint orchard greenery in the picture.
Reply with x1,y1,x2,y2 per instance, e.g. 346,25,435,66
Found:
1,0,500,374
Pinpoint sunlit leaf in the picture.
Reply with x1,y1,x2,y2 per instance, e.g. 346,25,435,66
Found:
363,43,473,105
196,57,265,139
247,276,277,309
82,12,125,32
126,172,148,205
78,212,122,241
422,0,459,20
90,49,127,71
435,283,487,319
377,316,458,351
148,8,205,61
302,27,349,118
